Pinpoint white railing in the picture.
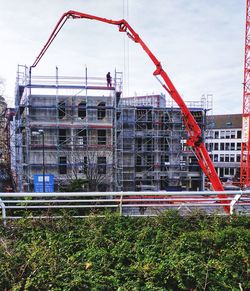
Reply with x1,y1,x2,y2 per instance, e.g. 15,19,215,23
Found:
0,191,250,225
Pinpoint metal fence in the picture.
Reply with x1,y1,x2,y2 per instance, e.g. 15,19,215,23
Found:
1,190,250,225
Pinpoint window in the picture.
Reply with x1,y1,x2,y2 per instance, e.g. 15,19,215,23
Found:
58,101,66,119
78,157,87,174
220,131,225,139
231,130,236,139
59,156,67,174
220,143,224,151
97,130,106,145
83,156,87,174
137,109,146,121
147,155,153,165
225,143,230,150
230,168,235,176
97,102,106,120
147,123,152,130
237,130,242,139
78,129,87,145
58,129,67,144
231,143,235,151
236,154,241,162
214,154,218,162
225,168,229,175
214,131,219,139
146,138,154,151
97,157,106,174
137,138,142,151
147,110,152,121
78,102,86,119
225,131,230,139
160,176,167,190
23,153,26,163
237,143,241,150
160,138,168,151
230,154,234,162
136,156,142,166
161,155,169,165
136,156,142,172
206,143,213,151
214,143,219,150
225,154,229,162
220,155,224,162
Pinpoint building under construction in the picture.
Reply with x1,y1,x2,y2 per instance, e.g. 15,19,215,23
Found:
14,66,208,192
117,95,209,191
0,95,15,191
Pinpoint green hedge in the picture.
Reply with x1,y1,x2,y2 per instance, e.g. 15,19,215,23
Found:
0,211,249,290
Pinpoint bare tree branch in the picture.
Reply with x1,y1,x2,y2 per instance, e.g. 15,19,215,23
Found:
60,147,113,191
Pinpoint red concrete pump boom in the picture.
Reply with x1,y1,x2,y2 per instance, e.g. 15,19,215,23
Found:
31,10,229,213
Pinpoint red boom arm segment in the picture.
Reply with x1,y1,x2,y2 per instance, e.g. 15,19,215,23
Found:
31,10,229,212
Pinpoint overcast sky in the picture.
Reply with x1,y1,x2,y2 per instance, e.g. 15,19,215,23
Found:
0,0,245,114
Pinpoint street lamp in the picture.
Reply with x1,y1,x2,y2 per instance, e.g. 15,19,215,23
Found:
32,129,45,192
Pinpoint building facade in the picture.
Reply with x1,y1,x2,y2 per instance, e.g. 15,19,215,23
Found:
15,66,122,192
14,66,208,192
117,99,206,191
206,114,242,183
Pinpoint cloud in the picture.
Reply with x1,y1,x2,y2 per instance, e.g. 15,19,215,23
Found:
0,0,245,114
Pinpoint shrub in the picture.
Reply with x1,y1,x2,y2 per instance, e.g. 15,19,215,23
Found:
0,212,249,290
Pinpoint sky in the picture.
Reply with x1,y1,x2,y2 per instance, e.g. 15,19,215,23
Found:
0,0,246,114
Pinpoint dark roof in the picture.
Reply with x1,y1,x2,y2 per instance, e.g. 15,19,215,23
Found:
207,114,242,129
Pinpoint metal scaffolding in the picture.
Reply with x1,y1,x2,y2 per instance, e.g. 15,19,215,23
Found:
15,65,122,192
117,96,207,191
14,65,210,193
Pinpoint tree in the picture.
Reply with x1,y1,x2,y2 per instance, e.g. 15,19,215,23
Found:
0,78,4,96
84,151,113,191
0,89,14,191
61,149,113,192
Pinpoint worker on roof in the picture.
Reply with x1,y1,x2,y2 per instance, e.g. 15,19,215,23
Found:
106,72,112,87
